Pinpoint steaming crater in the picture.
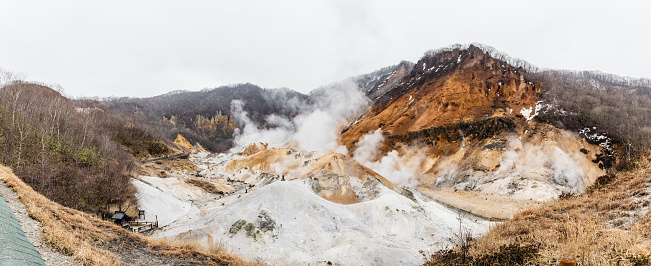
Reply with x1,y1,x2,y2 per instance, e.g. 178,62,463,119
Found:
348,122,605,220
133,143,491,265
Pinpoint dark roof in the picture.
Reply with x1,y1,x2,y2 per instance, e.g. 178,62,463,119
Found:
111,211,125,220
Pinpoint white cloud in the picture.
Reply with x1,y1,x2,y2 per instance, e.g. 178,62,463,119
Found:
0,0,648,97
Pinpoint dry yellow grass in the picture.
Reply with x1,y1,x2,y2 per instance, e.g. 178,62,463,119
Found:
0,165,257,266
428,153,651,265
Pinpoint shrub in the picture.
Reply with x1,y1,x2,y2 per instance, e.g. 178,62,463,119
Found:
427,243,540,265
0,81,137,214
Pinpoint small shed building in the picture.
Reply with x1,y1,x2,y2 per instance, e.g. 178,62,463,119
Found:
111,211,130,225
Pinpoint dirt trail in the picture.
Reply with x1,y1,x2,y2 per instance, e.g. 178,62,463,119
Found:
0,180,79,266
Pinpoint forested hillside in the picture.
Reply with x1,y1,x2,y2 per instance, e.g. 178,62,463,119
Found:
103,83,308,152
528,70,651,166
0,74,171,214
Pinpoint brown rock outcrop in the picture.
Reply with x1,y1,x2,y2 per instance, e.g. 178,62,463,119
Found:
340,45,542,152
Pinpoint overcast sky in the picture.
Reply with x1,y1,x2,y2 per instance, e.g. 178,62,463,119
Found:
1,0,649,98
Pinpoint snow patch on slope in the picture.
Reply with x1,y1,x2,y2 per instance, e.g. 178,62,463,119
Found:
579,127,612,150
520,101,543,121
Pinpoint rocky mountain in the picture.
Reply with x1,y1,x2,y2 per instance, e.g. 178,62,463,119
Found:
351,61,415,98
337,45,612,219
340,45,541,149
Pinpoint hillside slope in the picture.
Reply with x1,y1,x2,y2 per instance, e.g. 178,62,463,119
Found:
0,165,253,266
340,44,542,148
338,45,607,219
103,84,309,152
427,155,651,265
0,81,140,215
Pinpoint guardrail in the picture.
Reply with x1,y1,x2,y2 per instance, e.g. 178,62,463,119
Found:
126,221,158,233
143,153,189,163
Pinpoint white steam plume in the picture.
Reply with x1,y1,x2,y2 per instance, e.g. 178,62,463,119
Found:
230,80,369,153
493,137,586,193
352,129,384,162
353,129,425,188
434,135,588,196
231,100,295,147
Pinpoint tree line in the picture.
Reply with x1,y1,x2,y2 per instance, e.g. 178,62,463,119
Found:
0,72,171,215
525,70,651,164
424,43,541,73
102,83,309,152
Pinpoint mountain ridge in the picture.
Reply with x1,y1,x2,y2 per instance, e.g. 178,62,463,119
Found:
339,44,542,153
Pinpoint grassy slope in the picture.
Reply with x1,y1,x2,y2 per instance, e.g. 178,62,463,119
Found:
427,154,651,265
0,165,255,266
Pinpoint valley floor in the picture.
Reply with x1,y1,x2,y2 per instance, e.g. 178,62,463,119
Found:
134,153,493,265
418,187,545,220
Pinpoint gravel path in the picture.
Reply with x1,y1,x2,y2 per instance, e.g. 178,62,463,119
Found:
0,181,79,266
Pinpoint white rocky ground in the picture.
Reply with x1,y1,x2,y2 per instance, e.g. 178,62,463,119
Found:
133,152,492,265
132,176,201,227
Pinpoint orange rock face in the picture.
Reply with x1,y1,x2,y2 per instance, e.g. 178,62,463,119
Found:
334,46,608,219
223,145,407,205
340,45,542,152
174,134,195,151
